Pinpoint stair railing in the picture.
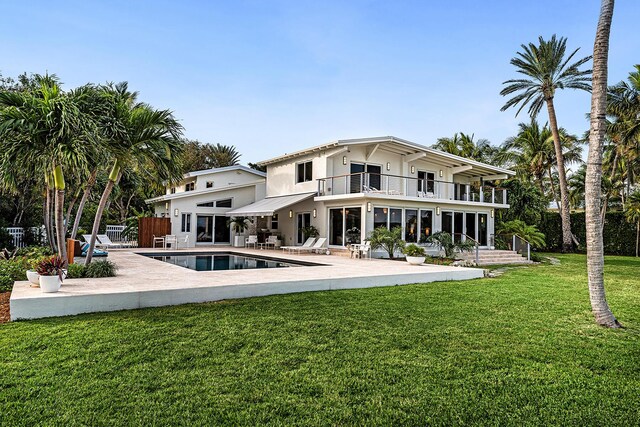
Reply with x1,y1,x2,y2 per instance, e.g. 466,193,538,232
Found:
512,234,531,261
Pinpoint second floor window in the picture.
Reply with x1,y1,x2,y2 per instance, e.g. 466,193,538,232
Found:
185,182,195,191
206,181,214,188
296,161,313,183
170,187,176,194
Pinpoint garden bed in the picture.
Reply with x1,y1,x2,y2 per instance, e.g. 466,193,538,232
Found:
0,291,9,323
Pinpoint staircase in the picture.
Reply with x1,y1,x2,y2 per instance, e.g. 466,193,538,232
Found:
457,249,532,266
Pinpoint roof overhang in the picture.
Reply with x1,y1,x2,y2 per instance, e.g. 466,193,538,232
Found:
225,192,316,217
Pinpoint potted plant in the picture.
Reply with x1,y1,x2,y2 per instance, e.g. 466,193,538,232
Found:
228,217,253,247
35,255,65,293
301,225,319,240
403,243,426,265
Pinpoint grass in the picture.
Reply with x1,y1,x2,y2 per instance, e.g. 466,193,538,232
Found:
1,254,639,426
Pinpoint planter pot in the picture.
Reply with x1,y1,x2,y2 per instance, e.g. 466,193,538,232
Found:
406,256,426,265
26,270,40,286
233,235,246,247
39,275,61,293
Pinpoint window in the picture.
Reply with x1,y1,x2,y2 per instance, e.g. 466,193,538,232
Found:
216,199,232,208
181,213,191,232
373,207,388,230
405,209,418,243
420,209,433,242
296,161,313,183
197,201,214,207
389,208,403,230
206,181,214,188
170,187,176,194
185,182,195,191
418,171,435,194
271,214,279,230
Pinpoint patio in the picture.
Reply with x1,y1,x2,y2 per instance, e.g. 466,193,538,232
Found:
9,247,484,320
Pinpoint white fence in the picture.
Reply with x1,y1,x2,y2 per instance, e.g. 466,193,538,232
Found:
3,225,128,248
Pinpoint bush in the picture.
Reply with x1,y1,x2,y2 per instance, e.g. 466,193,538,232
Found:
66,263,87,279
85,260,118,278
539,211,637,255
16,246,54,258
368,226,405,259
426,231,476,258
0,259,27,281
402,244,426,257
0,275,13,292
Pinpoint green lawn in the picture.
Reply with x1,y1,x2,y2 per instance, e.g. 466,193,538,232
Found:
1,254,639,426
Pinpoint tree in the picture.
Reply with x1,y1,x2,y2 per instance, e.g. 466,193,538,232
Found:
425,231,476,258
498,178,549,226
368,226,405,259
180,140,242,171
208,143,241,168
501,35,592,252
496,220,546,248
433,133,499,164
585,0,619,328
85,82,184,264
625,191,640,257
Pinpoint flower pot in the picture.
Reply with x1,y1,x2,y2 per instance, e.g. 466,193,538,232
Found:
406,256,426,265
26,270,40,286
39,275,61,293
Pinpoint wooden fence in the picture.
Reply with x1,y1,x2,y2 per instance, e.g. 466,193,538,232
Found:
138,217,171,248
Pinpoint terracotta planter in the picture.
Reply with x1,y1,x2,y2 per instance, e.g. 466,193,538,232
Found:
39,275,61,293
406,256,426,265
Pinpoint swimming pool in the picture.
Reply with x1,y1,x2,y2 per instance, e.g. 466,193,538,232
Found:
142,251,324,271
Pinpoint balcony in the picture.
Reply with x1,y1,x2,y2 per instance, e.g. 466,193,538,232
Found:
317,172,507,205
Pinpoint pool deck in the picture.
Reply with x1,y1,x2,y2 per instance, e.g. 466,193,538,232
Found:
10,247,485,321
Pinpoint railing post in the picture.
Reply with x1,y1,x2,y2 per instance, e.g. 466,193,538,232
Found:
491,187,495,204
475,243,479,265
465,184,470,201
512,235,516,251
527,242,530,261
385,175,389,194
503,188,507,204
480,185,484,203
344,175,348,194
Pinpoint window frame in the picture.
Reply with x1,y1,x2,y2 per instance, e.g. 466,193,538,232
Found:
296,160,313,184
181,213,192,233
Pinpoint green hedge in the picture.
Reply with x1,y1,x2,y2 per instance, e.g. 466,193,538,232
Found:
539,211,638,256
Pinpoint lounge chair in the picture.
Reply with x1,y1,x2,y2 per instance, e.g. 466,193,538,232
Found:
83,234,108,249
97,234,133,249
263,235,278,250
281,237,316,254
79,242,108,258
295,237,327,254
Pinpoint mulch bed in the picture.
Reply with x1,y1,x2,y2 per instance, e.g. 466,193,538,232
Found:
0,292,10,323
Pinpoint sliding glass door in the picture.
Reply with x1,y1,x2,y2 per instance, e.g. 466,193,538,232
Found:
329,207,362,246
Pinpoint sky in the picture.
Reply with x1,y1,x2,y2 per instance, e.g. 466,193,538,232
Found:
1,1,638,165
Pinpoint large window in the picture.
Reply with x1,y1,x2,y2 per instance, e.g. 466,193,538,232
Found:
185,182,195,191
373,207,388,230
418,171,435,194
405,209,418,243
181,213,191,233
329,207,361,246
350,163,382,193
196,198,233,208
296,161,313,183
271,214,278,230
389,208,402,230
420,209,433,242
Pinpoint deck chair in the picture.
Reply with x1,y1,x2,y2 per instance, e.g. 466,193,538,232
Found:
97,234,132,248
264,235,279,250
281,237,316,254
297,237,327,254
83,234,108,249
245,235,258,248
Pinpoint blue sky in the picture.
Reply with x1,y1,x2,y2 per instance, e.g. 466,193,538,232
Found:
1,1,638,164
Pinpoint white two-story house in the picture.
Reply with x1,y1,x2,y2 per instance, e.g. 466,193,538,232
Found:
146,165,266,247
227,136,514,252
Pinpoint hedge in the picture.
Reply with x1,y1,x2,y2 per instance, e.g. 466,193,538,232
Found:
539,211,638,256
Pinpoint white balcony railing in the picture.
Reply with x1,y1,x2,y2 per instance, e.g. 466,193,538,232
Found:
317,172,507,205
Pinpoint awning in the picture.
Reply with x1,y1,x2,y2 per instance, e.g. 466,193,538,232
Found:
226,192,316,217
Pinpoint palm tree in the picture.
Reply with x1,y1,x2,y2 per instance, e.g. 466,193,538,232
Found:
625,191,640,257
501,35,592,252
433,133,498,164
585,0,619,328
85,82,184,264
207,143,241,168
0,75,94,261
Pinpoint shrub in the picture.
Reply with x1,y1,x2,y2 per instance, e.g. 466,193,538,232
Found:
426,232,476,258
0,275,13,292
368,226,405,259
36,256,66,281
0,259,27,281
66,263,87,279
85,260,118,278
497,220,546,248
402,243,426,257
16,246,54,258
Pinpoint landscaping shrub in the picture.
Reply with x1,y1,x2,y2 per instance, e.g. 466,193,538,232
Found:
85,260,118,278
0,259,27,281
16,245,54,258
402,243,426,257
0,275,13,292
539,211,638,255
66,263,86,279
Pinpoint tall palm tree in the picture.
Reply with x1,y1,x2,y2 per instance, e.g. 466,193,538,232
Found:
207,143,241,168
501,35,592,252
585,0,619,328
0,75,94,261
434,133,498,164
85,82,184,264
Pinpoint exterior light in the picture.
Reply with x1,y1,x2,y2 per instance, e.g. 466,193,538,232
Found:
313,209,317,218
436,206,440,215
491,209,494,218
342,156,347,165
367,202,372,212
174,209,179,217
439,170,443,178
386,162,391,171
165,202,169,210
410,165,415,174
289,210,293,218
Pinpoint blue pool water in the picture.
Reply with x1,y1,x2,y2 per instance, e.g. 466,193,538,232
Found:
142,251,322,271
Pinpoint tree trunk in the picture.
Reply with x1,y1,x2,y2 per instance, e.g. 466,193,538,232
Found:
547,166,561,211
71,169,98,240
53,166,67,264
600,150,619,228
585,0,620,328
545,98,574,252
636,222,639,258
65,188,80,233
86,161,120,265
43,184,55,252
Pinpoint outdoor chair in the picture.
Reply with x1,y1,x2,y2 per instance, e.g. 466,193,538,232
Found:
264,235,278,250
359,240,372,259
97,234,132,248
245,235,258,248
79,242,108,258
281,237,316,254
83,234,108,249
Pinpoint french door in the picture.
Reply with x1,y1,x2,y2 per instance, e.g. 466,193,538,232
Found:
350,163,382,193
296,212,312,244
329,207,362,246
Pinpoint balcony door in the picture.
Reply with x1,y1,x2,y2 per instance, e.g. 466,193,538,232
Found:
296,212,312,244
350,163,382,193
478,213,488,246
